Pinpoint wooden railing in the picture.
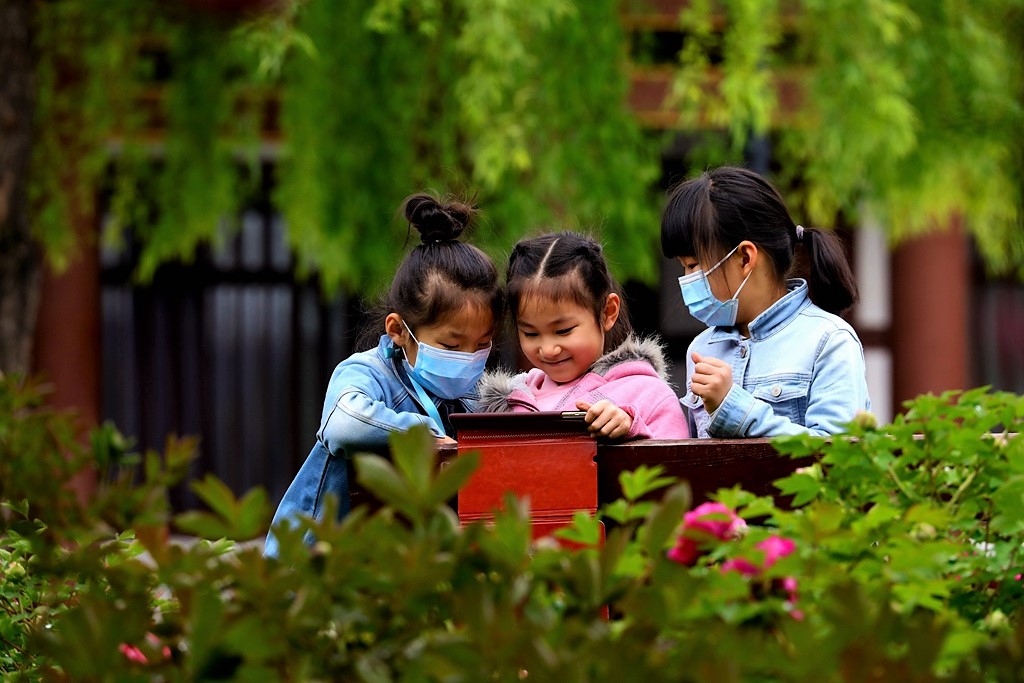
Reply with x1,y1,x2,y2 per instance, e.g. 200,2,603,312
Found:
349,439,811,513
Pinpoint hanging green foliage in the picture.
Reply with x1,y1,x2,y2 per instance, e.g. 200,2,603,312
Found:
276,0,660,292
27,0,1024,295
676,0,1024,275
29,0,659,295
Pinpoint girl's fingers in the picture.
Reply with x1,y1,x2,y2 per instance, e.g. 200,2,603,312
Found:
589,409,612,432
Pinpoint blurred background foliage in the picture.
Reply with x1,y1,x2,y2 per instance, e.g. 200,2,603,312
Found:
26,0,1024,296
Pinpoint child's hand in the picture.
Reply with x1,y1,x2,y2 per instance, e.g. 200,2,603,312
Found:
690,352,733,414
576,400,633,439
436,435,457,444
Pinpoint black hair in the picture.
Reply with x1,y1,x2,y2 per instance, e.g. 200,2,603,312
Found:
506,231,632,353
356,192,501,349
660,165,858,315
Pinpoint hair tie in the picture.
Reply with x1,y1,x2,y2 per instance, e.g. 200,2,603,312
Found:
795,225,805,242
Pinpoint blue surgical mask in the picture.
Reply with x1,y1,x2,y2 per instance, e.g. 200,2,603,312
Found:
400,322,490,400
678,245,752,327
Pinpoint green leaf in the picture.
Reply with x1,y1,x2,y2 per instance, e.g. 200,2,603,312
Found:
425,451,480,508
236,488,271,539
601,499,632,525
174,511,234,540
640,483,691,558
354,454,418,519
191,474,241,523
619,465,676,502
774,472,822,507
389,424,436,497
554,510,602,547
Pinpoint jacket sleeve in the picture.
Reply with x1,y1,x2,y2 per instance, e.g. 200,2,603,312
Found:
620,379,691,440
707,329,870,438
318,367,443,455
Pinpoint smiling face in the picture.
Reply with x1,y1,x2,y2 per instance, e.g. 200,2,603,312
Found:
516,292,618,384
386,302,495,367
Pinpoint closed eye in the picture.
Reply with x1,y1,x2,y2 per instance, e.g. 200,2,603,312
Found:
555,326,577,335
520,331,538,338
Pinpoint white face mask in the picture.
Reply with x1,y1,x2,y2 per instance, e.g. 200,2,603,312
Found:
677,245,751,327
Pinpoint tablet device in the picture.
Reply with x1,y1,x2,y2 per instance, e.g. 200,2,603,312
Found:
451,410,591,436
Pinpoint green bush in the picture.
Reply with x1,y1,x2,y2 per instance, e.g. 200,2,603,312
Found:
3,374,1024,681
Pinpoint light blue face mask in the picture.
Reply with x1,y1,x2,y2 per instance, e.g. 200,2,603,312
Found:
677,245,752,327
401,322,490,400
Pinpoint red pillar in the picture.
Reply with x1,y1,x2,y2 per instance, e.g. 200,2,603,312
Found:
32,223,100,503
891,218,970,408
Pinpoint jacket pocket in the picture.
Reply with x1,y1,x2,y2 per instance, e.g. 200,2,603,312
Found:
750,375,811,423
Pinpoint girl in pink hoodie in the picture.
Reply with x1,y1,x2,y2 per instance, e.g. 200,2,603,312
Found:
478,232,689,440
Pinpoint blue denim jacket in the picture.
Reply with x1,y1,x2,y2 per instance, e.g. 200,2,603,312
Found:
683,279,871,438
264,335,471,557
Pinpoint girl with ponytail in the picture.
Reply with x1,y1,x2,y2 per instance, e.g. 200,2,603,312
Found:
661,166,871,438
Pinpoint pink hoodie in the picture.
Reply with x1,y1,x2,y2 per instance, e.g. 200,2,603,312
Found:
477,335,689,440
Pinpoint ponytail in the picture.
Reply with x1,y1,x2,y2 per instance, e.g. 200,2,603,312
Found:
801,227,858,315
662,166,859,316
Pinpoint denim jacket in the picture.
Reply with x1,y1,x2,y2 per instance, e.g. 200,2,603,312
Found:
264,335,472,557
683,279,871,438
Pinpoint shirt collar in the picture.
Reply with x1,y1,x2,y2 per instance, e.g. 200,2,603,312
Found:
705,279,809,343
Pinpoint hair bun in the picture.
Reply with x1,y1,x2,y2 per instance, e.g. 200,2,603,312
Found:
402,193,476,243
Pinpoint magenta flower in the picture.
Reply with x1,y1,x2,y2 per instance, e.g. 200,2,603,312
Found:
119,634,172,665
119,644,149,664
721,556,761,576
683,502,747,542
666,537,700,566
667,502,747,566
757,536,796,568
721,535,796,576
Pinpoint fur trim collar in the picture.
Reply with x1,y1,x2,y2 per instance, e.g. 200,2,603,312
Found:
591,334,671,381
475,334,673,412
476,369,524,413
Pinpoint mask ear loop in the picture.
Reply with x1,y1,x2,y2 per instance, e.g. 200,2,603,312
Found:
716,243,753,302
393,319,446,433
731,268,753,301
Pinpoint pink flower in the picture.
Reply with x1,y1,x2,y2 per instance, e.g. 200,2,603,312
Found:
757,536,796,569
721,556,761,576
721,535,796,577
683,503,747,542
119,644,149,664
666,503,747,566
666,537,700,566
119,634,171,665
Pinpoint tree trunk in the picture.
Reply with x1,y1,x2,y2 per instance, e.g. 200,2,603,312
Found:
0,0,41,376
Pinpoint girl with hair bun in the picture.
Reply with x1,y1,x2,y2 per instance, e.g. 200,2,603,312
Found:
478,231,688,440
266,192,501,557
661,165,871,438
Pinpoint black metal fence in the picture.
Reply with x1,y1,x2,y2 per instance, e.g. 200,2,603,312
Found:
100,209,358,511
